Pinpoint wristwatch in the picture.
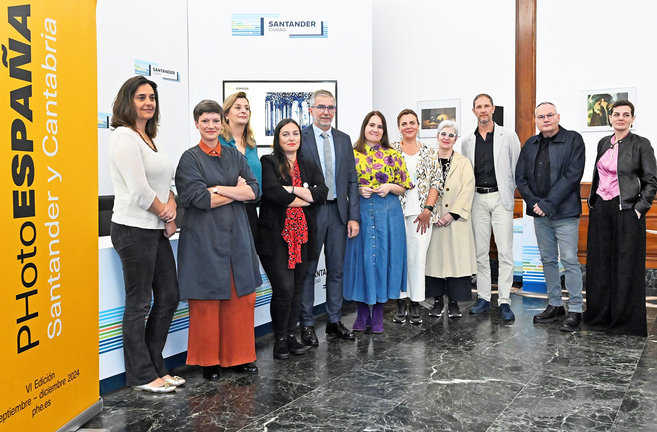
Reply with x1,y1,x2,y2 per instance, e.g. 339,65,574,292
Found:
212,186,218,194
424,205,434,211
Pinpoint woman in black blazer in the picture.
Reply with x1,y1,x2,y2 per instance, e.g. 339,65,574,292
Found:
584,100,657,337
257,119,328,359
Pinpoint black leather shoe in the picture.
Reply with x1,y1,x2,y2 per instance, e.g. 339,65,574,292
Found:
287,334,306,355
325,321,355,340
533,305,566,323
232,363,258,374
202,365,221,381
301,326,319,347
559,312,582,332
273,337,290,360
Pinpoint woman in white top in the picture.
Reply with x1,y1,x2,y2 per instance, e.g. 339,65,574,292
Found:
391,109,441,324
109,76,183,393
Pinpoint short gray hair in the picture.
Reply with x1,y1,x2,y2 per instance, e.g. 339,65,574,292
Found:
437,120,459,136
309,89,335,106
536,101,558,112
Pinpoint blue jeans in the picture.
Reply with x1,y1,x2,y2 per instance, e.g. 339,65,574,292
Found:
533,216,583,313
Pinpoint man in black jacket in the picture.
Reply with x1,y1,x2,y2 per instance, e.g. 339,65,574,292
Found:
515,102,585,332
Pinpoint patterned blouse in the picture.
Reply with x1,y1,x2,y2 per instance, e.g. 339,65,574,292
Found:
282,159,308,269
392,141,443,223
354,143,413,189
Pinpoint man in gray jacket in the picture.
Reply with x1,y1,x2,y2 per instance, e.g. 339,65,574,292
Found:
461,94,520,323
299,90,360,346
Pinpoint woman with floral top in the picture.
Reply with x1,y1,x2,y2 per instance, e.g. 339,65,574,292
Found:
391,109,442,325
343,111,413,334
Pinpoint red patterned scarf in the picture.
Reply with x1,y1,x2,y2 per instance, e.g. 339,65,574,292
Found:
282,160,308,269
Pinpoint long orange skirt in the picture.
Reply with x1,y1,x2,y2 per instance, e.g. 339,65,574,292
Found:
186,271,256,367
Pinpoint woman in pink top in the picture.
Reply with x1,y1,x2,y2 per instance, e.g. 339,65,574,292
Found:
584,100,657,337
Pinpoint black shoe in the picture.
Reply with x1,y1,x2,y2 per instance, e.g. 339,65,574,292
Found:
448,300,462,319
325,321,355,340
202,365,221,381
428,297,444,318
273,337,290,360
287,333,306,355
408,301,423,325
301,326,319,347
533,305,566,323
393,299,407,324
232,363,258,374
559,312,582,332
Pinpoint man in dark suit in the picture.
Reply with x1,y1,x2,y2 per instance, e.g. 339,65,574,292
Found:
515,102,585,332
299,89,360,346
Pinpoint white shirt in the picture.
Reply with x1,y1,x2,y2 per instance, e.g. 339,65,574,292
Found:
109,127,174,229
402,151,422,216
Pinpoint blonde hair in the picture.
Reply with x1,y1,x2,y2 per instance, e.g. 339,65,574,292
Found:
221,92,256,148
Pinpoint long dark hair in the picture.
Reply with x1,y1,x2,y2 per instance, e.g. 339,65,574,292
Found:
354,111,390,154
272,118,302,179
111,75,160,138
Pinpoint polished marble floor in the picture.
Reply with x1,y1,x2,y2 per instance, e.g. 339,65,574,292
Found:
82,291,657,432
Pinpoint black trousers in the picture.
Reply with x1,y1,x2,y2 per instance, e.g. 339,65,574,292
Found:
261,238,311,338
425,276,473,301
584,196,647,337
110,222,180,385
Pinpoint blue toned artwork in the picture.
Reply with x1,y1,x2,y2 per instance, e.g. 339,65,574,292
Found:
264,92,312,136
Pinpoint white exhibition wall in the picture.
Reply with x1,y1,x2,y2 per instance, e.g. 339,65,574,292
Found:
97,0,190,195
187,0,373,153
96,0,657,189
97,0,373,194
372,0,517,152
536,0,657,181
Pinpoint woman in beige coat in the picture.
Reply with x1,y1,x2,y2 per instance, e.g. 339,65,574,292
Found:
425,120,476,319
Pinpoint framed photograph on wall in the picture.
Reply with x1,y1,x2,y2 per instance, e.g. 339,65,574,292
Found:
582,87,636,132
417,99,460,138
223,80,338,147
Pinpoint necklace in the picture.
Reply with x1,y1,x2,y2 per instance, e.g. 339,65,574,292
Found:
437,151,453,196
135,129,158,152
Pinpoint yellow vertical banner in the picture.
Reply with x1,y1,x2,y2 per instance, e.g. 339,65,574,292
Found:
1,0,101,430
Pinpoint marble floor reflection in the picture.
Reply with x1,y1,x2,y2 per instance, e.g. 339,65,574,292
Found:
82,291,657,432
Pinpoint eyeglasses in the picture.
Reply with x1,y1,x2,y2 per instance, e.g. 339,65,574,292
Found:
312,105,336,112
536,113,557,120
438,132,456,138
